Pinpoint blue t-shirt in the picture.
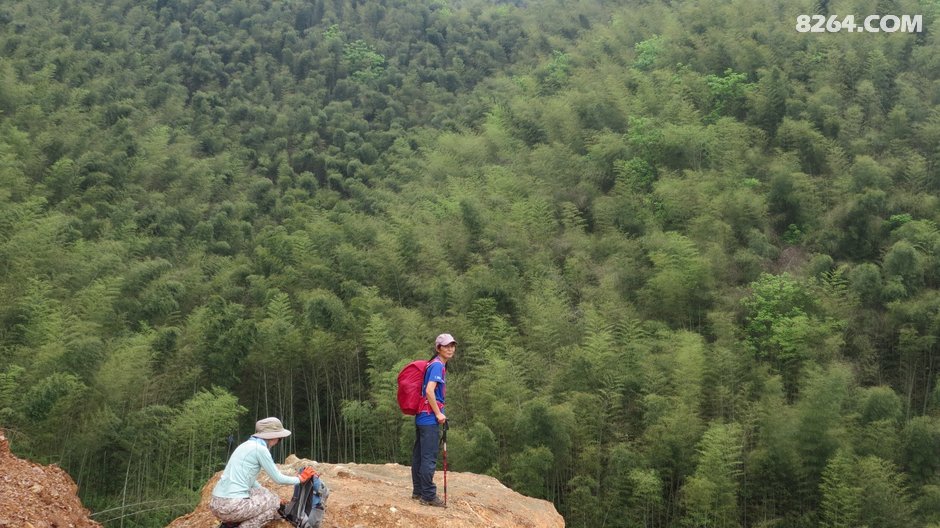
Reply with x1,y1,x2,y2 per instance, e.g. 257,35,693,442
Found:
416,358,445,426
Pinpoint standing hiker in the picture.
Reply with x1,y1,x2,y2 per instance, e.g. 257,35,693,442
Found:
411,333,456,508
210,417,316,528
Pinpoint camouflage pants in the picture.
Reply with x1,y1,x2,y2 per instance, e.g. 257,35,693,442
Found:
209,487,280,528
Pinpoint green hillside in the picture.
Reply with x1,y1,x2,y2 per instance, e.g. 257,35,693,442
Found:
2,0,940,526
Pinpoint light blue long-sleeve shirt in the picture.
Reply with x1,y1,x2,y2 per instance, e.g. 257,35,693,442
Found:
211,437,301,499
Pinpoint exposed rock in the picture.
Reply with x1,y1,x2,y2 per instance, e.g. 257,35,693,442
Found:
168,455,564,528
0,430,101,528
0,429,563,528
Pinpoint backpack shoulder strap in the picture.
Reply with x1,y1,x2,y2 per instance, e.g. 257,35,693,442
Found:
281,468,315,525
422,357,443,389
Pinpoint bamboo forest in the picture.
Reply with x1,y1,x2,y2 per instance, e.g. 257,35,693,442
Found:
1,0,940,526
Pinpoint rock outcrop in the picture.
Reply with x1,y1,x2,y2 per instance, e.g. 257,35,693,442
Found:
0,430,102,528
168,455,564,528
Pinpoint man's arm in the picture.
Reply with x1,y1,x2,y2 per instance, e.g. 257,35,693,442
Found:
425,381,446,424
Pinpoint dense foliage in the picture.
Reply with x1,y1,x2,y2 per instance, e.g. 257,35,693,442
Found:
2,0,940,526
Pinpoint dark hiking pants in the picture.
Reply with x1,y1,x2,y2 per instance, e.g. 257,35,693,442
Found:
411,423,439,501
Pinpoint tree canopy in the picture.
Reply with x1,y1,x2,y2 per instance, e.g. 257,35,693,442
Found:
1,0,939,526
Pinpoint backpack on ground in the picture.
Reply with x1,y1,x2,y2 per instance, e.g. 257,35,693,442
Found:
279,467,329,528
397,359,431,415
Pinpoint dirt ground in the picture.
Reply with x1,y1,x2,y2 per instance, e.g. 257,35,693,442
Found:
168,455,565,528
0,431,101,528
0,431,563,528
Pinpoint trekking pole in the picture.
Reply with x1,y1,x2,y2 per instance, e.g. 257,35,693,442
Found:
441,419,449,507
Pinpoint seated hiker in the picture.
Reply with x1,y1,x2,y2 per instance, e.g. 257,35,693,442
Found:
210,417,316,528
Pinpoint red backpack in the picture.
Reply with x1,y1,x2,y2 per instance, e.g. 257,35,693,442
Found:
397,359,443,415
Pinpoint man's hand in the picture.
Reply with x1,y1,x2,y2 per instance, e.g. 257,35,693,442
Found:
299,466,318,483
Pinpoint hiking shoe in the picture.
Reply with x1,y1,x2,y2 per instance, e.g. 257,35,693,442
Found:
411,494,420,501
419,496,446,508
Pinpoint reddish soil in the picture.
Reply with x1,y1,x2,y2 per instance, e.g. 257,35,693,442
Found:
0,430,564,528
168,455,565,528
0,430,101,528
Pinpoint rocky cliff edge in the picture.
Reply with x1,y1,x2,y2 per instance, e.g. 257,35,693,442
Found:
0,430,101,528
167,455,564,528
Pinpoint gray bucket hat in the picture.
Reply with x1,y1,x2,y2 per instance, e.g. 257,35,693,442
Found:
254,417,291,439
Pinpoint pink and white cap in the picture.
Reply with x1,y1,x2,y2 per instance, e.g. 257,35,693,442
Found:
435,333,457,348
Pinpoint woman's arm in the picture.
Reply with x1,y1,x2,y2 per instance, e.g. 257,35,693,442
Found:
256,444,302,486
